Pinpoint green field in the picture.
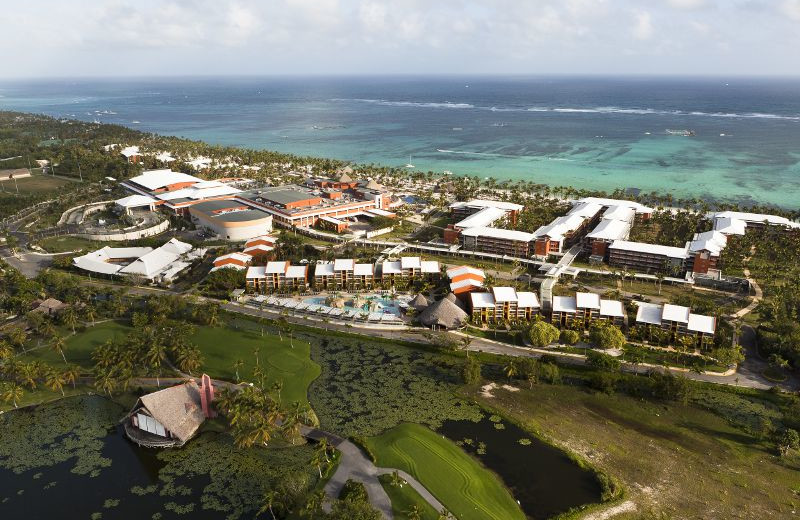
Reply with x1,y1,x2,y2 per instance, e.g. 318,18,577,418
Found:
36,235,110,253
472,383,800,519
378,474,439,520
0,174,73,195
191,325,320,408
18,320,320,409
365,423,526,520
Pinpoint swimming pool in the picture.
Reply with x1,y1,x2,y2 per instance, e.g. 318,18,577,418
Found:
302,294,409,316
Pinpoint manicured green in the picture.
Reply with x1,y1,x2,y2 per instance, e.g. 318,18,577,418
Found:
366,423,526,520
20,320,131,369
378,474,439,520
190,325,320,409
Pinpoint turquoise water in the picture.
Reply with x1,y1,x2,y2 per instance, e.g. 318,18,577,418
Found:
1,76,799,207
303,295,404,315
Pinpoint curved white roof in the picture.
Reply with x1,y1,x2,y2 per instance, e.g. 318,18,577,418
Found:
115,194,156,208
128,169,202,190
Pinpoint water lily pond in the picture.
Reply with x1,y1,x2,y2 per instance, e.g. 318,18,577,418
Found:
0,395,318,520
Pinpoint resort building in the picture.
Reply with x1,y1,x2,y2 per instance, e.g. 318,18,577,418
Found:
550,293,625,329
598,299,626,327
533,214,590,256
447,265,486,295
608,240,689,274
576,197,654,220
686,231,728,275
333,258,355,289
584,205,636,260
575,292,601,328
284,265,309,290
314,262,335,289
188,199,273,241
115,194,157,214
243,235,276,259
459,227,535,257
444,199,524,244
72,239,204,283
210,252,252,272
710,210,800,234
353,263,375,289
120,169,242,215
551,296,578,327
634,302,717,346
469,287,540,324
124,376,215,448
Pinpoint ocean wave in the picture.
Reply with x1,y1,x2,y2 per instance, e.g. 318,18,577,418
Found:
331,98,473,109
330,98,800,120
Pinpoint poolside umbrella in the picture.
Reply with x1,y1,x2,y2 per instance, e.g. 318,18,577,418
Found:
409,293,430,311
419,298,468,330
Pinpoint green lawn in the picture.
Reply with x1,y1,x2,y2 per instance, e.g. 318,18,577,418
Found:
190,325,320,409
36,235,109,253
378,474,439,520
20,320,131,370
0,174,73,195
365,423,526,520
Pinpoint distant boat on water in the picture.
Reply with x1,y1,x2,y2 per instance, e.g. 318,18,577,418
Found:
665,129,695,136
405,155,415,168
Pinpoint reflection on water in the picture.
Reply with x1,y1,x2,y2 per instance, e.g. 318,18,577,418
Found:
439,417,602,519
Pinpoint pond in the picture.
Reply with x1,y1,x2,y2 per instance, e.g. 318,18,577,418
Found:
439,416,602,519
0,395,318,520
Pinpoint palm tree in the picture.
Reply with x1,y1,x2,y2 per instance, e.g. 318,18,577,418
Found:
259,490,279,520
45,369,65,396
272,380,284,404
62,365,81,389
233,359,244,382
61,306,79,334
94,368,116,396
83,304,97,326
50,334,68,364
1,383,24,408
405,505,423,520
302,490,326,519
503,359,518,381
146,342,167,387
7,327,27,352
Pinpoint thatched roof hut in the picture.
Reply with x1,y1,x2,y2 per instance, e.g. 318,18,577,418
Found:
125,380,207,447
444,292,467,311
365,179,382,191
409,293,430,311
419,298,468,330
338,172,354,183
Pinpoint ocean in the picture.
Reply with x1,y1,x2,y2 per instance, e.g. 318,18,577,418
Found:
1,76,799,208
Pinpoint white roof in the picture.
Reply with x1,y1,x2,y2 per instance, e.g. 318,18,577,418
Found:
662,303,690,323
334,258,355,271
601,205,636,222
354,263,374,276
365,208,395,217
688,230,727,255
155,183,240,202
210,264,246,272
285,265,308,279
534,214,586,241
687,313,716,334
576,292,601,310
568,202,603,219
314,263,335,276
454,206,507,229
127,169,202,191
446,265,485,279
599,299,625,318
635,302,663,325
552,296,577,313
382,260,402,274
712,217,747,236
242,244,274,255
401,256,421,269
516,291,540,308
420,260,440,273
266,261,289,274
320,215,346,225
120,145,140,157
214,252,252,264
449,279,483,292
450,199,523,212
73,254,124,275
470,292,496,308
578,197,653,215
492,286,518,303
460,226,536,242
101,246,154,259
115,194,156,208
610,240,688,259
245,235,277,246
587,219,631,241
159,238,193,255
246,266,267,279
155,151,175,163
711,211,800,229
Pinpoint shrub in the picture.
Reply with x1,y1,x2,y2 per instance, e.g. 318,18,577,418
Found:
339,479,369,503
589,322,626,350
586,350,621,371
560,329,580,345
461,357,482,385
529,320,560,348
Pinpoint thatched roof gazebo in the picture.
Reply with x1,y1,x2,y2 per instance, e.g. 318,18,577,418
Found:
444,292,467,311
409,293,430,311
365,179,382,191
419,298,468,330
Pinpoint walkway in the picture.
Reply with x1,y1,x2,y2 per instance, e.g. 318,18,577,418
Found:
728,246,762,320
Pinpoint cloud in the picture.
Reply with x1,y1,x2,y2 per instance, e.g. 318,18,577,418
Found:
782,0,800,20
632,11,655,40
666,0,708,9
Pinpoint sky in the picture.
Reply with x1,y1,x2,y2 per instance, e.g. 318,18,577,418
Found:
1,0,799,77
